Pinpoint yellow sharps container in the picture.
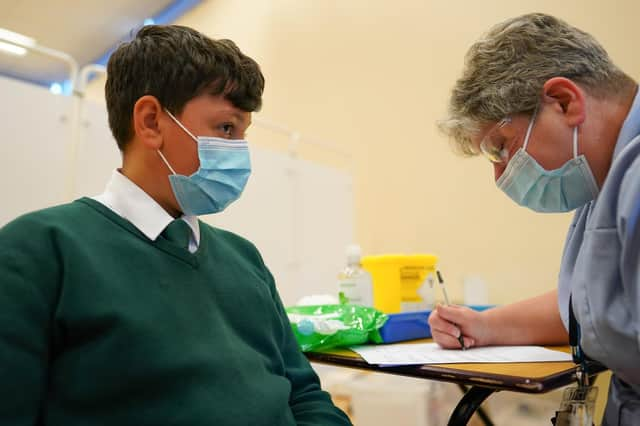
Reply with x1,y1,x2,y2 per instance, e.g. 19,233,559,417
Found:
361,254,438,314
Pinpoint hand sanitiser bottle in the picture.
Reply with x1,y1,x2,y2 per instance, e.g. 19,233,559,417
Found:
337,245,374,307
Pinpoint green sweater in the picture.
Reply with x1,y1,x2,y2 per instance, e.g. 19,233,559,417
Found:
0,198,351,426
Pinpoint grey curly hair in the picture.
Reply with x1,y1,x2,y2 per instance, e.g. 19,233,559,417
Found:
439,13,635,155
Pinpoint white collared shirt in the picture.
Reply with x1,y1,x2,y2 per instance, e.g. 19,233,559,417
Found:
93,170,200,253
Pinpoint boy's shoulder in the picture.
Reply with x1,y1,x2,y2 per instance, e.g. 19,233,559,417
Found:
2,200,88,232
0,198,117,244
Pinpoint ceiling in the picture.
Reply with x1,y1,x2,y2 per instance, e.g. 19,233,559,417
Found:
0,0,200,88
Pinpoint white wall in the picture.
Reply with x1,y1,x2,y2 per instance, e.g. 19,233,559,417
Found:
0,77,71,221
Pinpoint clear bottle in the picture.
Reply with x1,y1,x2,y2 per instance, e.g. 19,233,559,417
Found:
337,244,374,307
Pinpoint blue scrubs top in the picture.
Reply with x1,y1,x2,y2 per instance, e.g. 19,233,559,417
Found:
558,89,640,424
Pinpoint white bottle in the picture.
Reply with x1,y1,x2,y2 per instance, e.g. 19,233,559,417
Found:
337,245,374,307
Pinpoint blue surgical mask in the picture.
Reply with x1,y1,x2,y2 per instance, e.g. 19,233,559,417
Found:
158,109,251,216
496,109,599,213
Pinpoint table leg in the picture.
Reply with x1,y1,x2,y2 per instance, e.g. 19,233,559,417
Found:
448,386,496,426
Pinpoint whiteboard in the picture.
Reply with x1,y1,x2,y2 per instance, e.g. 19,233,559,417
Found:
0,75,354,306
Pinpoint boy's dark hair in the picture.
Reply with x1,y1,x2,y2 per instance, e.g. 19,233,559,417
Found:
105,25,265,150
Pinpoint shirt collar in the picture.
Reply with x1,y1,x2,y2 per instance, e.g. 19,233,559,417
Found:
613,87,640,159
92,170,200,245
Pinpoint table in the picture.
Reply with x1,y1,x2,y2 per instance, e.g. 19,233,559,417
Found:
306,340,606,425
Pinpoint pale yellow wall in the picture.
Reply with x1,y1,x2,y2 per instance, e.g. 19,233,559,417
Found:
87,0,640,305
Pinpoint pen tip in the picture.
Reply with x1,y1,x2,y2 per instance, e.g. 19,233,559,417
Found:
436,270,443,283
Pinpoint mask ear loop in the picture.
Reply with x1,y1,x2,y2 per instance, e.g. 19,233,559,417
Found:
572,127,579,159
157,108,199,175
157,150,177,175
522,106,539,152
164,108,199,142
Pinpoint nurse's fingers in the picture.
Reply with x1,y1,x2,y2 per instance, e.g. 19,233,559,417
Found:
435,304,476,326
430,328,476,349
428,308,461,338
429,304,485,348
462,335,475,348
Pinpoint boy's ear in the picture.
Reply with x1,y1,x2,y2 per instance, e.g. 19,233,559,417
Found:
132,95,164,150
541,77,586,127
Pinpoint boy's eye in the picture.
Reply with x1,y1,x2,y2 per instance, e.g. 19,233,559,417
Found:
221,124,234,136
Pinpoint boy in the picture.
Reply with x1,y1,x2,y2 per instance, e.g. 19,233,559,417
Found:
0,25,351,426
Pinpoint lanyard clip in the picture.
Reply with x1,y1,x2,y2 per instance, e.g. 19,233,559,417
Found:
576,363,590,388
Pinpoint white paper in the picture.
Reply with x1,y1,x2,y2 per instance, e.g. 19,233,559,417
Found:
349,342,572,366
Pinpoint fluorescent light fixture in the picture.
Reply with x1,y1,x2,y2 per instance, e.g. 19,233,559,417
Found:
0,27,36,48
0,40,27,56
49,82,63,95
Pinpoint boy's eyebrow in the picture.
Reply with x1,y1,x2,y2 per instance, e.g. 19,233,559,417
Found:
210,110,250,127
232,111,247,124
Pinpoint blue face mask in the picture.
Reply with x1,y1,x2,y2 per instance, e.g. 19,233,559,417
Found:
496,110,599,213
158,109,251,216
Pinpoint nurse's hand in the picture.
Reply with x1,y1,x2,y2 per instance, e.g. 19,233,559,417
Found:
428,304,491,349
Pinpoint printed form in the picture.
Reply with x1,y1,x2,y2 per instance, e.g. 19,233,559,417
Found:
350,342,572,366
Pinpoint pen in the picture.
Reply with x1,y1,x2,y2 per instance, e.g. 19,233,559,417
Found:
436,270,467,350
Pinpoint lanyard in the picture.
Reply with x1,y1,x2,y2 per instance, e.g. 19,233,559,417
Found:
569,295,590,387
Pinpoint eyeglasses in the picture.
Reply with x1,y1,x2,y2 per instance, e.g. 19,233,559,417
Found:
479,117,514,165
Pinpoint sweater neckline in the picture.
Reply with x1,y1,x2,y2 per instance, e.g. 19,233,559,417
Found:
77,197,206,267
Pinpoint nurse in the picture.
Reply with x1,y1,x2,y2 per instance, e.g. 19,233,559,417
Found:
429,13,640,425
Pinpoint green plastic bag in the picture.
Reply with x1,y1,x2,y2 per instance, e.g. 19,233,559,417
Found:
286,304,388,352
